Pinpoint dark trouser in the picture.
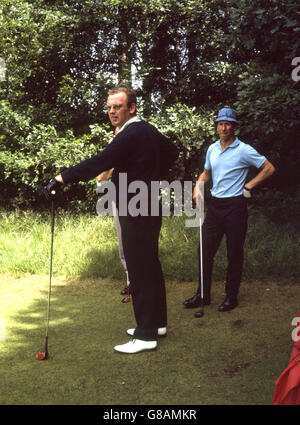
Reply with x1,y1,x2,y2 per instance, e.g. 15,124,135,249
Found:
198,196,248,301
119,214,167,341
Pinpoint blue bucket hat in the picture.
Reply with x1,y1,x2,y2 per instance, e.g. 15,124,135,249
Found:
215,107,238,123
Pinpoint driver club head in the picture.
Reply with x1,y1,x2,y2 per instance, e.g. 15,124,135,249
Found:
36,351,49,360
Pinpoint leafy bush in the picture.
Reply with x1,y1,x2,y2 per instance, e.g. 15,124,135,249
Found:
0,102,216,211
149,103,216,181
0,98,114,210
234,73,300,195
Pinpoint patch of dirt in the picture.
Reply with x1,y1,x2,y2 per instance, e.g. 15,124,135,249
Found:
232,319,245,328
224,362,251,378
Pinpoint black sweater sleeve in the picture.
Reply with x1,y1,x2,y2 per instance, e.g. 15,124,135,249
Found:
61,131,128,184
61,121,179,185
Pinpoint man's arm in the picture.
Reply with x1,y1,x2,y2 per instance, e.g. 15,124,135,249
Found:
51,128,120,188
96,168,113,182
96,128,119,183
244,160,275,190
193,169,211,201
54,142,118,185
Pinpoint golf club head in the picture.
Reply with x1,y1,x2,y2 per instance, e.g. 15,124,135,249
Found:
194,308,204,318
36,351,49,360
36,336,49,360
194,301,205,318
121,296,131,303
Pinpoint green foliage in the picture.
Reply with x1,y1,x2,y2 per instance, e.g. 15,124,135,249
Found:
227,0,300,197
149,104,216,180
227,0,300,69
0,0,299,214
0,0,239,126
0,100,32,149
0,0,115,130
234,72,300,194
0,100,113,209
0,100,216,209
235,73,300,138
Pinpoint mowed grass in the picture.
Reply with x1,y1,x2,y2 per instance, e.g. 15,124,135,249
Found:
0,274,299,405
0,209,299,405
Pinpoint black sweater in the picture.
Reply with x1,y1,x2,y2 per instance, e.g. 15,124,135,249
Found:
61,121,179,196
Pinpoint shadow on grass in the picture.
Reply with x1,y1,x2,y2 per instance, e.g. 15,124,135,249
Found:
0,275,135,405
1,275,299,406
78,244,126,280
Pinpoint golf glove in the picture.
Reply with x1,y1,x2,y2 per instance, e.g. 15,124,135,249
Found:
45,178,62,200
243,186,252,199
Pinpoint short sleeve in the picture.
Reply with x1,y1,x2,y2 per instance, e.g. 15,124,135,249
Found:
204,145,213,170
242,144,266,169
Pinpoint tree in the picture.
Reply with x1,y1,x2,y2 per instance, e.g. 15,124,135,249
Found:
226,0,300,194
0,0,298,211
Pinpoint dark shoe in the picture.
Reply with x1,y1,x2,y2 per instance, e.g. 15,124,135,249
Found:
183,293,210,309
121,285,130,295
218,296,238,312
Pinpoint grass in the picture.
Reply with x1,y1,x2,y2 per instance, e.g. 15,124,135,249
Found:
0,209,299,405
0,209,299,282
0,274,299,405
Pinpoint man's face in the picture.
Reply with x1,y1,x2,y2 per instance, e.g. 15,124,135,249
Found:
217,120,237,143
106,92,136,129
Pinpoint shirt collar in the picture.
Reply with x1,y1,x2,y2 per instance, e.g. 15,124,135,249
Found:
217,138,240,149
118,116,141,133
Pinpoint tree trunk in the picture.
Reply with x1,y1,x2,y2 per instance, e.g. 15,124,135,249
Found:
117,6,132,85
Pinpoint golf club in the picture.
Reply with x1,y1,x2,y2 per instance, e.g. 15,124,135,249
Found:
121,295,131,303
195,181,205,318
37,196,55,360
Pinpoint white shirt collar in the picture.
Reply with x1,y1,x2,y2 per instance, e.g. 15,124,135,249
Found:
118,116,141,133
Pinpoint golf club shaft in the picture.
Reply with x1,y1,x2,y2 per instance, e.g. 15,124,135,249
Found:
45,200,55,338
199,217,204,300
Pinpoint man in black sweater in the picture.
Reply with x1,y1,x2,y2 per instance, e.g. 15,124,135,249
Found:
46,86,178,354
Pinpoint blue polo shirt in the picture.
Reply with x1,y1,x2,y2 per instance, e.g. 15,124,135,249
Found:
204,138,266,198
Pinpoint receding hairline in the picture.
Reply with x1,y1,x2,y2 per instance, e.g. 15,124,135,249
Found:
107,86,137,107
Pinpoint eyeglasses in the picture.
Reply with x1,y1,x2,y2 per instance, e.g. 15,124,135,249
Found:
105,104,124,112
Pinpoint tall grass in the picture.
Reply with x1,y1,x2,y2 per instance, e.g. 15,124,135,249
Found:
0,209,299,282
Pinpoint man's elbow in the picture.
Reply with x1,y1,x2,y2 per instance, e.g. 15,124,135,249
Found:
268,162,276,177
262,160,276,178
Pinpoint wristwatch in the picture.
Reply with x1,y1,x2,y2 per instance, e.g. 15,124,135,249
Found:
243,185,252,198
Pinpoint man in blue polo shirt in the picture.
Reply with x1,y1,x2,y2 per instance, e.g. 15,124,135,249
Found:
183,107,275,314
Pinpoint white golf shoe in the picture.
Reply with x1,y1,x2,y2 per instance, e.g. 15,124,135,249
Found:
126,327,167,337
114,339,157,354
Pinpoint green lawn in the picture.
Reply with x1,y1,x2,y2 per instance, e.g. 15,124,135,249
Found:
0,209,299,405
0,274,299,405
